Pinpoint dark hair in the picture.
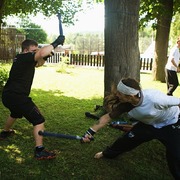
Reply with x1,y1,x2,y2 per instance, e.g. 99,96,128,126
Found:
21,39,38,52
121,78,141,91
104,83,119,112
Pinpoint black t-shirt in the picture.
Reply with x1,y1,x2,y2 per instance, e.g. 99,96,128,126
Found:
3,52,37,96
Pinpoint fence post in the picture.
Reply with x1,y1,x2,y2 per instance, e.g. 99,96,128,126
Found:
150,58,153,70
69,54,73,64
84,54,87,66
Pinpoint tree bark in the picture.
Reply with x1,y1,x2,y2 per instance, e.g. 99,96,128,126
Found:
152,0,173,82
104,0,140,96
0,0,5,33
0,0,5,20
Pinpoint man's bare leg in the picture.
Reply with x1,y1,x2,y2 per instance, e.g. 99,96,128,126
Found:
33,123,44,147
3,116,16,131
33,123,56,160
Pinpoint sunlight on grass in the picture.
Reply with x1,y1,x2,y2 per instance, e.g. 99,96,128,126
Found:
3,145,24,163
33,66,104,99
140,72,167,92
33,65,180,99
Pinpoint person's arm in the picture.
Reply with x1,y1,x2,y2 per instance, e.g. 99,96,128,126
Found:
82,113,111,143
35,45,54,67
153,90,180,108
35,35,65,67
91,113,111,131
171,58,179,70
81,102,135,143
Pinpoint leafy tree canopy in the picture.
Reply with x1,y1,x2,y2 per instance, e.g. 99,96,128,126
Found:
22,23,47,43
0,0,93,26
139,0,180,29
171,12,180,43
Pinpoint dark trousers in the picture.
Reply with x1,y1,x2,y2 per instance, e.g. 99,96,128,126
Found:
165,69,179,96
103,120,180,179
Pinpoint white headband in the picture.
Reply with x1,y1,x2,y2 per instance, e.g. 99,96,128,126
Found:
117,80,140,95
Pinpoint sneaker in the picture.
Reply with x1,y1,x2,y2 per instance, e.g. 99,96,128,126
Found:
85,106,107,120
35,148,56,160
0,129,15,140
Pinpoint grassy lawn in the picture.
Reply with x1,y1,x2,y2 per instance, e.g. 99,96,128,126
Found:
0,65,176,180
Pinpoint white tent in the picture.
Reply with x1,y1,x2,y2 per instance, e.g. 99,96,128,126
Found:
141,41,155,59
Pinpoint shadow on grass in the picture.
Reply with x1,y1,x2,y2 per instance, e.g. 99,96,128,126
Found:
0,89,173,180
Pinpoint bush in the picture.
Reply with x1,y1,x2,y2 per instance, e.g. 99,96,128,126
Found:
56,56,71,73
0,67,8,91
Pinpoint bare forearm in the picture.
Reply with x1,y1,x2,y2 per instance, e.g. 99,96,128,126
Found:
81,113,111,143
91,113,111,132
171,58,178,68
35,35,65,65
35,45,54,61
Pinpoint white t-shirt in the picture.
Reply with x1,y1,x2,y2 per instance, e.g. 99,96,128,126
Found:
128,89,180,128
165,45,180,71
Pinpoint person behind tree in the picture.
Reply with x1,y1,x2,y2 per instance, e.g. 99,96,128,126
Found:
165,37,180,96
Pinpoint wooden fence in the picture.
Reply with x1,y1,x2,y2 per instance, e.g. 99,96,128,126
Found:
46,53,153,71
140,57,153,71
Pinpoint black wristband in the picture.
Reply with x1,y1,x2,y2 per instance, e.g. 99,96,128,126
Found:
80,128,95,143
86,128,96,136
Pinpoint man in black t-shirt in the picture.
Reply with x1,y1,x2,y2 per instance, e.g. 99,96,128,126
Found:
1,36,65,160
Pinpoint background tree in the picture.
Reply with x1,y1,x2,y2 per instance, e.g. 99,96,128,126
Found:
65,32,104,54
21,22,47,43
0,0,5,23
140,0,180,82
170,12,180,45
104,0,140,95
0,0,84,28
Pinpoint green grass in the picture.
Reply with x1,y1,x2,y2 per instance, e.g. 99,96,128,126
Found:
0,65,176,180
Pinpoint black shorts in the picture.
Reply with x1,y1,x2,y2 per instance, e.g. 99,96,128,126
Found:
2,92,45,126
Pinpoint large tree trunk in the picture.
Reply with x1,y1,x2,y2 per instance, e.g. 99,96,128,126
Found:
104,0,140,96
152,0,173,82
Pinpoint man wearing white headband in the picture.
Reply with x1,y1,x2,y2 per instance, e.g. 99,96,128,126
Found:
82,77,180,179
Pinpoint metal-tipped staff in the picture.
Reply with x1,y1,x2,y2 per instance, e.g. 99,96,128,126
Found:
57,12,63,36
38,131,82,140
